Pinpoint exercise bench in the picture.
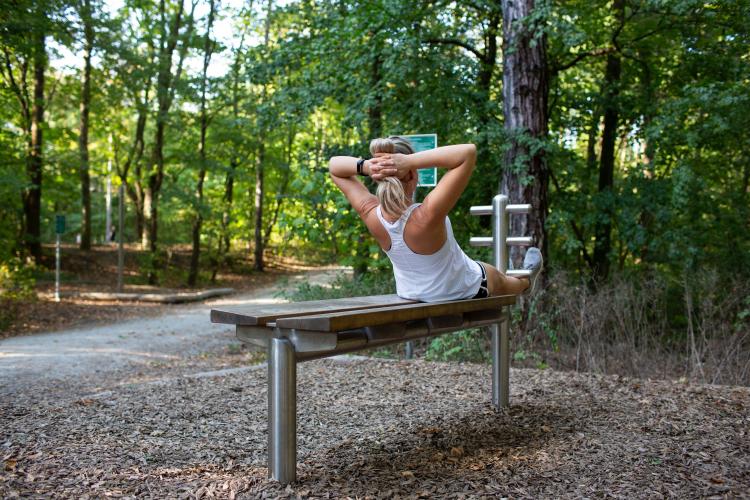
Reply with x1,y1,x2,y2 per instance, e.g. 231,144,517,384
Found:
210,195,532,484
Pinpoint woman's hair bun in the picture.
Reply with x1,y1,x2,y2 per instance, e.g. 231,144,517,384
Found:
370,136,415,217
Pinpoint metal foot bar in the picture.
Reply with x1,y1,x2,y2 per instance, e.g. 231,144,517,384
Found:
472,194,531,410
268,337,296,483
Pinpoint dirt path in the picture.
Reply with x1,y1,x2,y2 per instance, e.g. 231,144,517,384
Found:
0,268,344,400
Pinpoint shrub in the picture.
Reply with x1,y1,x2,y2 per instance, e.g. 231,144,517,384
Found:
0,258,36,332
522,269,750,385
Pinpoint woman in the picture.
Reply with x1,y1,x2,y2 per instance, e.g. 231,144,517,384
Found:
329,136,542,302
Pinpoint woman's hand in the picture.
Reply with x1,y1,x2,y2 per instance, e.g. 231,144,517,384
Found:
369,153,412,180
367,159,398,181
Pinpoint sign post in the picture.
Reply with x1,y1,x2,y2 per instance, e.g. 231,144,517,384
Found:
401,134,438,359
117,185,124,292
403,134,438,187
54,215,65,302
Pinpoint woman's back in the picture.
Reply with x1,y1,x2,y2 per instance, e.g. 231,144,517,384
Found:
375,203,482,301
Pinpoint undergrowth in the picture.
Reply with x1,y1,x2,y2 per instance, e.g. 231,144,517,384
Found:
0,258,36,331
285,267,750,386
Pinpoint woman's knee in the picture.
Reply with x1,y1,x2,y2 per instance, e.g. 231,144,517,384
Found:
478,261,503,295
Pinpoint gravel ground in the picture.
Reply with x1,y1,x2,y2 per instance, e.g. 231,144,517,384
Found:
2,357,748,499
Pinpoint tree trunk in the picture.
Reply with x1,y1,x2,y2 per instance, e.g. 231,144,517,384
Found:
24,28,45,262
143,0,193,283
222,159,236,254
126,107,148,242
219,35,246,259
592,0,624,281
188,0,215,287
253,0,273,273
253,143,265,271
78,0,94,251
500,0,549,269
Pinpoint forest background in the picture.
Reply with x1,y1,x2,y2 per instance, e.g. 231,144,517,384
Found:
1,0,748,384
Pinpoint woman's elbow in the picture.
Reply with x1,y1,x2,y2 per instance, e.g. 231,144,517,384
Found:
464,144,477,167
328,157,338,177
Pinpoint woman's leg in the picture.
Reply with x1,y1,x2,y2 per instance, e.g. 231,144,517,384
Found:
477,261,529,296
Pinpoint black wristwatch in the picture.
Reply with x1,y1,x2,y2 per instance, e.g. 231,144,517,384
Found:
356,158,367,176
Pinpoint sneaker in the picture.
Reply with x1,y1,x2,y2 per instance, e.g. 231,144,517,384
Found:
522,247,543,295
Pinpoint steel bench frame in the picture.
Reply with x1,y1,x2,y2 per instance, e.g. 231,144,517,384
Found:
210,194,530,484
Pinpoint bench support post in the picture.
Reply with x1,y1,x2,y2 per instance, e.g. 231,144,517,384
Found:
491,316,510,409
268,337,296,484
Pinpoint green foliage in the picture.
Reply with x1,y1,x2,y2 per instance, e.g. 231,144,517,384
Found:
282,269,395,302
425,329,490,364
0,257,36,331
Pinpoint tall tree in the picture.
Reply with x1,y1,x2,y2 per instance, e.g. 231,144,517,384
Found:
500,0,550,268
0,2,49,262
78,0,95,250
219,30,247,260
187,0,217,286
253,0,273,272
142,0,196,282
591,0,624,281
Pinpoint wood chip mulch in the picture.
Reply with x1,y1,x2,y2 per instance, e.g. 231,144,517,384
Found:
1,359,748,498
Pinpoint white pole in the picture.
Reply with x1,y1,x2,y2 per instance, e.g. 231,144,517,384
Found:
55,234,61,302
105,135,113,244
117,184,124,292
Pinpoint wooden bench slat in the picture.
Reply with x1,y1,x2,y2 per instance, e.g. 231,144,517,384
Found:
210,294,415,326
275,295,516,332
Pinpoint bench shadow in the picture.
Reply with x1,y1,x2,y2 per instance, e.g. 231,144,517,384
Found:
297,401,584,492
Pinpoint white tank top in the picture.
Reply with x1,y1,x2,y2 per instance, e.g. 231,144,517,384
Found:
376,203,483,302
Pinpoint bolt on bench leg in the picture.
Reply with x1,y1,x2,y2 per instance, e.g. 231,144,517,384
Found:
491,318,510,409
268,338,296,484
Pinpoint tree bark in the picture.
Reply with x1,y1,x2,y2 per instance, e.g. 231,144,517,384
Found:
500,0,549,269
24,27,46,262
592,0,625,281
78,0,94,251
143,0,194,283
188,0,215,286
253,0,273,272
219,32,247,259
253,143,265,271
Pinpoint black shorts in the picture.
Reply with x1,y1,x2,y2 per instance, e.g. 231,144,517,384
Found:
472,261,489,299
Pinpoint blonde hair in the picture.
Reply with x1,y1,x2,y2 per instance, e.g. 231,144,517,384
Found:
370,136,415,217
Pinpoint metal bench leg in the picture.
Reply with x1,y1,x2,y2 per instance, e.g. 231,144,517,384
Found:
491,315,510,409
268,337,296,483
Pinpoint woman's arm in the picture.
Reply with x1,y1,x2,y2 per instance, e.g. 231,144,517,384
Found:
329,156,370,178
329,156,398,219
370,144,477,220
329,156,397,180
370,144,476,174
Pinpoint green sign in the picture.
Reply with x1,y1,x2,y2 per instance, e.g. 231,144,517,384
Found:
403,134,437,187
55,215,65,235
